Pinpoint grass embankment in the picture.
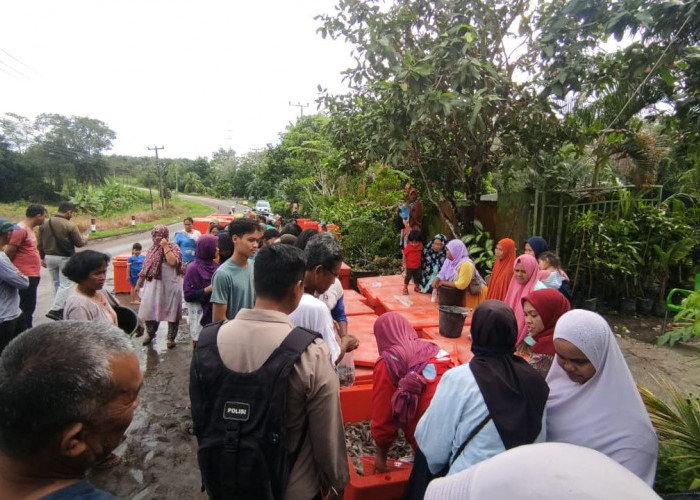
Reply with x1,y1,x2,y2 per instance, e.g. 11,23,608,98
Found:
0,197,213,239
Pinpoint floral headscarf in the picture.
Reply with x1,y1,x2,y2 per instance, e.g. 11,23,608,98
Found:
139,225,183,279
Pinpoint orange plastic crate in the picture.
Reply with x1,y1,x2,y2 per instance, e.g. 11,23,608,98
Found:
340,380,373,423
360,456,412,476
344,300,376,316
343,289,367,304
112,253,131,294
421,326,473,365
339,262,351,289
344,456,412,500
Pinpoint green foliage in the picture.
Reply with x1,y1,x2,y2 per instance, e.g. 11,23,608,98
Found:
460,220,495,275
318,0,559,234
640,380,700,491
567,208,644,298
70,181,148,217
656,291,700,347
342,216,395,269
565,189,696,302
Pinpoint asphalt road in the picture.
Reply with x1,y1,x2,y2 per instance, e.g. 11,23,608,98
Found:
32,194,247,328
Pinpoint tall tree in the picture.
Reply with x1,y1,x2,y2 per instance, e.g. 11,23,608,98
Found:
318,0,557,236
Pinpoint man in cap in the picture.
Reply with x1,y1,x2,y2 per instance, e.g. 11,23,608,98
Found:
0,218,29,354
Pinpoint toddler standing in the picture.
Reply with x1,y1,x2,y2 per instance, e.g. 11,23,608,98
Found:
402,230,423,295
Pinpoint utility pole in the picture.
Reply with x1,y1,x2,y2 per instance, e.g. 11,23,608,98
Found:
148,145,166,209
289,101,309,118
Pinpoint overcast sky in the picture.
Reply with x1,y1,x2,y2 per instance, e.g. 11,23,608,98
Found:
0,0,355,159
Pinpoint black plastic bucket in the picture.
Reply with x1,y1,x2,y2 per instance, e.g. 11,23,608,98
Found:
438,286,465,307
114,305,139,335
439,305,469,338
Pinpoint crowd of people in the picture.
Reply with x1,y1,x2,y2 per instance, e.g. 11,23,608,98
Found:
0,201,661,499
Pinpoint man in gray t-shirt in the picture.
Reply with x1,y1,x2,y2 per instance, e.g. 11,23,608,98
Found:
211,218,262,321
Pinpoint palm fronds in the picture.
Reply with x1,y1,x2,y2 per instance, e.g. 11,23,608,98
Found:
640,379,700,475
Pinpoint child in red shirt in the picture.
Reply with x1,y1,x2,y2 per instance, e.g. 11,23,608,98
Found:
402,230,423,294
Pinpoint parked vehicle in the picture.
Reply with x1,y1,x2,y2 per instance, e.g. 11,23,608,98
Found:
254,200,271,215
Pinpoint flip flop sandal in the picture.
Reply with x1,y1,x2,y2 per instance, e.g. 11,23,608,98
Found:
167,339,176,349
142,335,153,346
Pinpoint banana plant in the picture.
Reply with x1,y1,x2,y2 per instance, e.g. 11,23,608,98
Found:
653,238,695,303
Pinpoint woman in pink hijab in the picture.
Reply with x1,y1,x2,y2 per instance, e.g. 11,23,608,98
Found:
371,312,453,473
503,254,539,345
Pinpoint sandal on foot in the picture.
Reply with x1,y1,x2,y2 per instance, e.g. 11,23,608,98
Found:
142,335,153,346
413,285,420,292
167,339,176,349
95,453,122,469
402,287,409,295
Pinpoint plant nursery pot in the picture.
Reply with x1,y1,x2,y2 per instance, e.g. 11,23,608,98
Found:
620,297,637,316
582,298,598,312
637,298,654,315
652,302,667,318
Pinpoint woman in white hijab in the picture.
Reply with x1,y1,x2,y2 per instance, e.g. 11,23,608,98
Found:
545,309,658,486
424,442,661,499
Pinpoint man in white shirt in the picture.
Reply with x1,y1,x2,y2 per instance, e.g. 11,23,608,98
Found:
288,233,358,367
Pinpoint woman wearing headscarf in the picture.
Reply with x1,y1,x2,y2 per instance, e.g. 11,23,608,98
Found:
521,289,571,377
371,313,453,473
183,234,219,348
503,254,539,345
424,443,661,500
137,225,184,349
546,310,658,486
418,234,447,293
485,238,515,301
406,301,549,499
524,236,548,259
432,239,488,308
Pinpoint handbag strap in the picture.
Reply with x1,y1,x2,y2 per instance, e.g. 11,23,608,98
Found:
448,414,491,467
48,217,74,256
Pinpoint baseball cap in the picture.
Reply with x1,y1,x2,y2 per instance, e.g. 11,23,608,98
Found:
0,218,20,235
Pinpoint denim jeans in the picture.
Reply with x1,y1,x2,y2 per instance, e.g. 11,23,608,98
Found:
45,255,73,311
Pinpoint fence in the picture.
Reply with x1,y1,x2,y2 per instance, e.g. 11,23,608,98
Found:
529,185,663,257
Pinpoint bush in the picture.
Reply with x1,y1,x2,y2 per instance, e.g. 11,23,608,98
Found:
342,216,394,269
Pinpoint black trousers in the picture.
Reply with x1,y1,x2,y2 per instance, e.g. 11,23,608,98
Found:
17,276,41,332
0,316,21,355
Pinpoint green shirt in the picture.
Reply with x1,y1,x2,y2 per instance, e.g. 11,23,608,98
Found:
211,258,255,320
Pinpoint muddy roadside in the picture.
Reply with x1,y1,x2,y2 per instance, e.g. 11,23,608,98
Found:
89,302,700,499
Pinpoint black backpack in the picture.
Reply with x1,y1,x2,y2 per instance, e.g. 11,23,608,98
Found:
190,321,320,500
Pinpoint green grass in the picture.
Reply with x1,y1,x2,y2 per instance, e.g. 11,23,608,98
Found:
0,197,214,239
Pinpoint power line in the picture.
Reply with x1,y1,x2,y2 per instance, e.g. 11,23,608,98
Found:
0,57,26,77
288,101,309,118
0,47,38,76
604,5,696,131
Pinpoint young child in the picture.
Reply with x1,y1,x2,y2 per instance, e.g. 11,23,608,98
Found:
537,251,573,302
402,230,424,295
127,242,145,304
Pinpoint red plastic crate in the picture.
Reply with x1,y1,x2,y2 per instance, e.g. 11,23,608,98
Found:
339,261,351,289
112,253,131,294
340,380,373,423
354,366,374,384
344,456,412,500
344,300,376,316
343,289,367,304
348,314,379,367
420,326,473,365
360,456,412,476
